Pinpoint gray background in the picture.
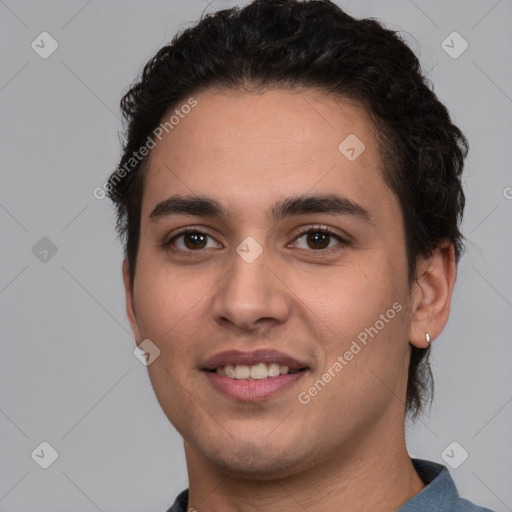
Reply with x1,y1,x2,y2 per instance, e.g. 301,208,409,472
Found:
1,0,511,511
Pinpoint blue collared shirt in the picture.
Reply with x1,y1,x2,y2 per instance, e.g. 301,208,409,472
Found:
166,459,494,511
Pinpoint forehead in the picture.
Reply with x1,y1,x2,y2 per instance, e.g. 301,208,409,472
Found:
142,87,393,220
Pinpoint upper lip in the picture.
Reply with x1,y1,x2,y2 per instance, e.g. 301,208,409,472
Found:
201,349,309,372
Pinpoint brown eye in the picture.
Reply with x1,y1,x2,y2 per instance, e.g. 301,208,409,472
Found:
306,232,331,249
183,233,207,250
293,229,345,251
168,231,221,251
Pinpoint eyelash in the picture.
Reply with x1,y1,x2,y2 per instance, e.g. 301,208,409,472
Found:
291,226,349,251
163,225,349,254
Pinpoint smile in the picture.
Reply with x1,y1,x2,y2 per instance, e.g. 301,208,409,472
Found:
201,348,310,400
213,362,302,379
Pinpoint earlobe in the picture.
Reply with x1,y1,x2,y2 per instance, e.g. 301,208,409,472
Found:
409,242,457,348
122,259,142,343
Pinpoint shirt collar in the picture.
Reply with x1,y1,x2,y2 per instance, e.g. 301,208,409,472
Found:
398,459,460,511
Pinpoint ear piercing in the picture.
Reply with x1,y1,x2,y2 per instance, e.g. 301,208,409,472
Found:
425,333,431,344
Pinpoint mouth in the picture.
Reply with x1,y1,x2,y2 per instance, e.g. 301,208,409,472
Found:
207,362,306,379
201,349,309,401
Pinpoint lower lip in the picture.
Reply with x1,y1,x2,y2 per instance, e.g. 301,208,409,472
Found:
203,370,307,401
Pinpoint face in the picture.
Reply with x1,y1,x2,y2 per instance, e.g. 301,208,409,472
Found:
125,87,416,478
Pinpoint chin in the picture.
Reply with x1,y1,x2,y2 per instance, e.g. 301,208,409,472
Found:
196,436,314,480
212,453,307,480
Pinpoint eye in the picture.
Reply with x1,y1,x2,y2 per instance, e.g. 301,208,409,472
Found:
292,228,347,250
166,229,222,251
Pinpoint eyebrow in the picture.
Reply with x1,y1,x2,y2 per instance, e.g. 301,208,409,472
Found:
149,193,373,224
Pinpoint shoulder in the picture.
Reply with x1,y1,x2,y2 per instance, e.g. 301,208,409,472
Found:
452,497,494,512
399,459,495,512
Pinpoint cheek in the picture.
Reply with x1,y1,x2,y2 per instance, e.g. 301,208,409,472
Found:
132,258,209,426
293,261,403,347
293,267,410,425
292,256,410,389
132,251,208,351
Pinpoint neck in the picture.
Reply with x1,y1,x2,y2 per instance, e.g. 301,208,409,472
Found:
184,419,425,512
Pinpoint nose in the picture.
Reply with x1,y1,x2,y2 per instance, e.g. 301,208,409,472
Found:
211,248,290,332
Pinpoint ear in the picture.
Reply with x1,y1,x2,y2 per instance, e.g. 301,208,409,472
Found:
122,259,142,344
409,241,457,348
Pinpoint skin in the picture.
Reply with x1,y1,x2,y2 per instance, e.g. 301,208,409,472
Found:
123,87,457,511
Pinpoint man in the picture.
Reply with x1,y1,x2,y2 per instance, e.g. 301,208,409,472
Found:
106,1,492,510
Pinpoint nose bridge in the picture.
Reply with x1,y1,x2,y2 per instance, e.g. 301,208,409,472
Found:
212,244,289,329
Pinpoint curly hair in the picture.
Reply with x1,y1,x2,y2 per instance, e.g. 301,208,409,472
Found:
106,0,468,419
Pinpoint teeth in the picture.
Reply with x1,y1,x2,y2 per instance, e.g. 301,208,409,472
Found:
267,363,280,377
215,363,297,379
234,365,250,379
224,364,235,378
250,363,268,379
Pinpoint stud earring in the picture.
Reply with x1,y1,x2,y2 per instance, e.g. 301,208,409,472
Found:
425,333,431,344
